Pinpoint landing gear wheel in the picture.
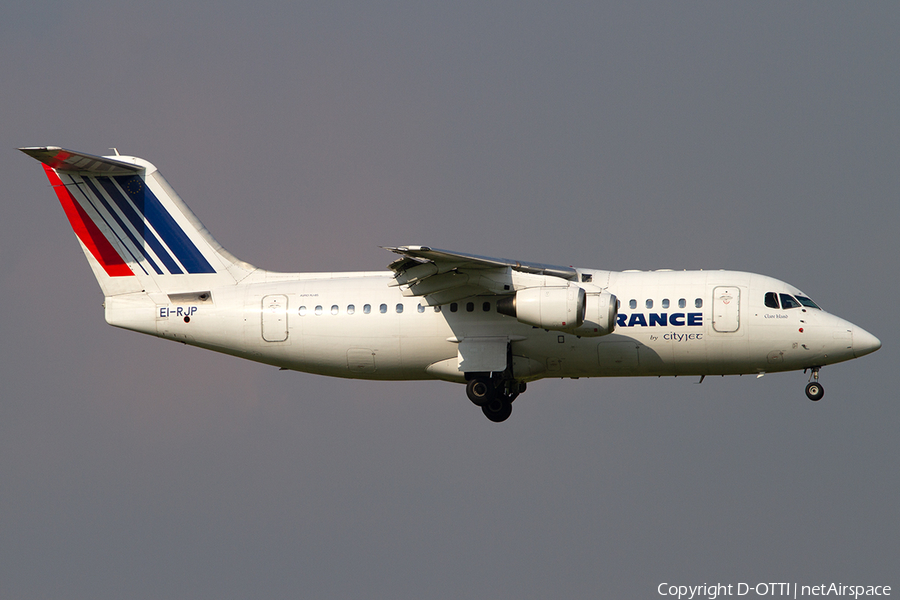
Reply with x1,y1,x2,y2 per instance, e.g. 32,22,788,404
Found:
482,396,513,423
466,378,494,407
805,381,824,401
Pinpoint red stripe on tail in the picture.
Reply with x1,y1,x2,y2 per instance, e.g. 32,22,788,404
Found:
43,164,134,277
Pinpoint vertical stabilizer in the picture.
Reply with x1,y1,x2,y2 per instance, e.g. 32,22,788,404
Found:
20,147,257,297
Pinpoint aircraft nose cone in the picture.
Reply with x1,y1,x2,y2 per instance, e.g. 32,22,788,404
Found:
853,326,882,358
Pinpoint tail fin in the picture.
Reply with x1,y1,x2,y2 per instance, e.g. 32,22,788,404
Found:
20,147,256,296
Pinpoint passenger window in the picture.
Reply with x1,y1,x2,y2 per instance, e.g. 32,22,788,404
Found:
417,304,425,313
662,299,670,309
331,305,339,315
379,303,387,314
466,302,474,312
764,292,779,309
695,298,703,309
581,273,593,283
363,304,371,314
678,298,686,308
434,305,442,313
483,302,491,312
780,294,801,309
629,299,637,309
396,303,403,313
646,299,653,309
450,303,458,313
315,305,323,316
347,304,355,315
299,306,307,316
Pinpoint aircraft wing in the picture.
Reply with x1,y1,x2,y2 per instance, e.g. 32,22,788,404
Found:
384,245,578,305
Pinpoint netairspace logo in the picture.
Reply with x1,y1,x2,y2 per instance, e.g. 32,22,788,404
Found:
657,582,892,600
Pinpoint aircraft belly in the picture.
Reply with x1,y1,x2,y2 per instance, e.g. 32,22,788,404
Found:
401,335,459,378
596,339,642,375
289,317,455,381
302,336,401,378
700,340,750,375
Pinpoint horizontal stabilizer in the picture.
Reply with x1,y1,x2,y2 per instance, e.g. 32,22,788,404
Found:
19,146,142,175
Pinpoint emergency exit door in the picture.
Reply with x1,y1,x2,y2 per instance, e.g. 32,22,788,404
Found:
712,287,740,333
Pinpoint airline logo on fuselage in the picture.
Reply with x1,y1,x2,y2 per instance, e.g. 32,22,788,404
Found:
616,312,703,328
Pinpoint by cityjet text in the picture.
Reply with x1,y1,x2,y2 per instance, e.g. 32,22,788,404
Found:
658,582,891,600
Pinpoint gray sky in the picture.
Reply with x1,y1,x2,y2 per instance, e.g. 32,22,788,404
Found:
2,3,897,598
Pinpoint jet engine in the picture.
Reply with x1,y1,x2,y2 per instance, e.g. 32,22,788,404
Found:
496,287,616,337
570,291,617,337
496,286,585,330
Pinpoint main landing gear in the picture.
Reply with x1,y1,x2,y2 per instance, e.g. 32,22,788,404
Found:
804,366,825,401
466,375,527,423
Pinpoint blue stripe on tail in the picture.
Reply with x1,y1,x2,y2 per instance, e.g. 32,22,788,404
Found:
115,176,216,274
94,175,217,275
80,177,163,275
97,177,185,274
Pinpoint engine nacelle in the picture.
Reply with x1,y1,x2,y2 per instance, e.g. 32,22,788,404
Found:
570,292,617,337
496,286,585,330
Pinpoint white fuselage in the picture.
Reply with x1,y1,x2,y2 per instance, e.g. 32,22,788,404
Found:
105,268,870,383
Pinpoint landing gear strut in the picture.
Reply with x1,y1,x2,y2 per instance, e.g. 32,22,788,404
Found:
465,343,527,422
465,374,526,423
805,367,824,401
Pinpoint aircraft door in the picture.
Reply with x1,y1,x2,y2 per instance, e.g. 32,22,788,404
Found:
712,287,740,333
347,348,376,373
261,294,289,342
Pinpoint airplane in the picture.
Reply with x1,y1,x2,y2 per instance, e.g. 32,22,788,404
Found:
19,146,881,422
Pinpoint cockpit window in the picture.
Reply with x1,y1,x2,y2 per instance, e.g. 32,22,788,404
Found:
795,295,821,310
764,292,780,309
779,293,802,309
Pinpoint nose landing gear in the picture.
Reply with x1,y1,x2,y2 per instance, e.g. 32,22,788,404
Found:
804,366,824,401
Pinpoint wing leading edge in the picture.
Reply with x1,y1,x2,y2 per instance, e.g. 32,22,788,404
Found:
384,245,578,306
